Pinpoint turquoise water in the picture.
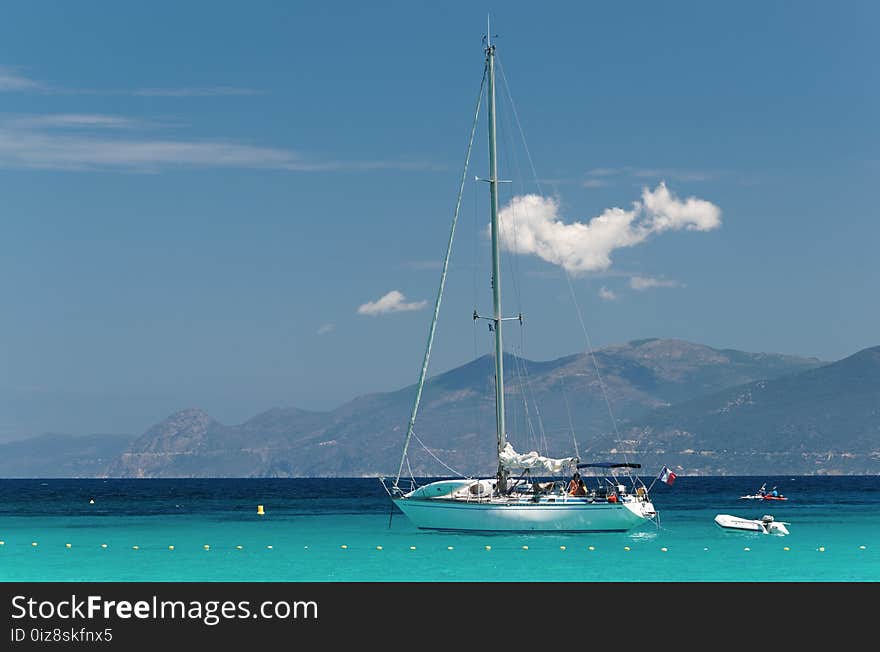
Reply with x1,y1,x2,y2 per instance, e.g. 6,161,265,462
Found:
1,477,878,581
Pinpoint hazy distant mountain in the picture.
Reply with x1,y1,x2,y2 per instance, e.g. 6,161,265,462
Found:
0,433,135,478
102,338,832,478
106,407,328,478
610,345,880,475
10,338,873,478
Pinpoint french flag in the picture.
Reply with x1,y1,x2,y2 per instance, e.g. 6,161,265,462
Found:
659,466,677,486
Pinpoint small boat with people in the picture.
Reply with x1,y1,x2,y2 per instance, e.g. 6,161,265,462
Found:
739,483,787,501
715,513,790,535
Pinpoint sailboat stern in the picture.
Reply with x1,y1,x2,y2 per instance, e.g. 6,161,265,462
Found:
623,497,657,521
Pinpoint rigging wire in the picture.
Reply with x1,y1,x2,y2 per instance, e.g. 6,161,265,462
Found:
518,351,550,454
412,431,469,479
393,63,487,487
559,372,580,460
510,347,538,451
497,54,635,485
494,57,557,458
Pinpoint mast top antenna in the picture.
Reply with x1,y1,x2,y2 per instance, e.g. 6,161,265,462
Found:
485,15,497,51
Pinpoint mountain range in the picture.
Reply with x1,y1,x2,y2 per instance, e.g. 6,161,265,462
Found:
1,338,877,477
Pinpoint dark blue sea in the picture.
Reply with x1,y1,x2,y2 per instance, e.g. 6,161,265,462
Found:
1,476,877,581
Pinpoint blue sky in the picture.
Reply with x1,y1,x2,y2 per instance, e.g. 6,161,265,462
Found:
1,1,878,439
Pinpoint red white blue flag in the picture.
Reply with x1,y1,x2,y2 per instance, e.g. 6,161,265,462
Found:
659,466,677,485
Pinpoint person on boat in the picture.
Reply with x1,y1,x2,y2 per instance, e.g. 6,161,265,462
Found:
568,472,587,496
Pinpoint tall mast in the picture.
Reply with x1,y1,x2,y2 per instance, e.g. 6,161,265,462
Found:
485,20,507,486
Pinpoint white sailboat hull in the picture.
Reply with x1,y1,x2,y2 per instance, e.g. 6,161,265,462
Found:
394,496,655,532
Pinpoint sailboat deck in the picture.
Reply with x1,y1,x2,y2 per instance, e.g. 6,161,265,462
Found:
427,493,649,506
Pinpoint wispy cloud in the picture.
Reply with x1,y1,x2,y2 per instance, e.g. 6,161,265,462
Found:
6,114,143,129
497,182,721,275
0,66,44,92
316,323,335,335
357,290,427,316
584,166,724,184
598,286,617,301
0,65,262,98
0,114,438,173
629,168,720,182
0,128,314,172
0,62,441,173
133,86,262,97
585,168,618,177
629,275,683,291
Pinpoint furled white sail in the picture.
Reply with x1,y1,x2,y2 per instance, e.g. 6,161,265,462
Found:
499,442,577,473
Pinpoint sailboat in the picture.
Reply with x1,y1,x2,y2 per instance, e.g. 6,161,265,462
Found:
380,24,658,532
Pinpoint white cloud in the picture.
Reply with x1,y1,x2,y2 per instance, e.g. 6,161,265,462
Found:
316,323,335,335
357,290,427,316
0,66,43,92
496,182,721,274
598,286,617,301
629,276,682,291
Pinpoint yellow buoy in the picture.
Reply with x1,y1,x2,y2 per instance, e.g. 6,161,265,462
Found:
818,546,825,552
522,545,529,550
588,546,595,551
132,546,139,550
203,544,210,550
31,542,38,547
660,547,668,552
485,545,492,551
559,546,566,551
65,543,72,549
624,546,630,551
447,546,454,550
409,546,416,550
376,546,382,551
100,543,108,549
168,545,175,551
859,545,867,550
340,544,348,549
0,541,4,545
257,505,265,516
236,545,243,550
266,545,273,550
783,546,790,551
